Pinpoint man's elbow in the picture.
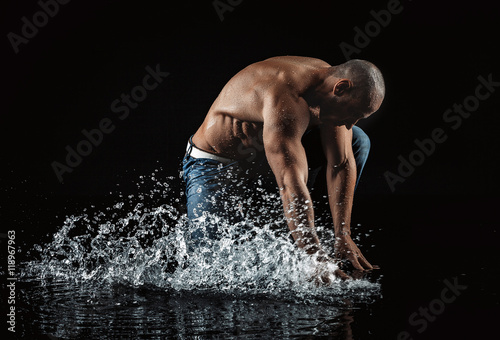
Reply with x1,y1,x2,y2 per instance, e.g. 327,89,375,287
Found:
276,171,308,194
326,157,355,176
327,158,350,171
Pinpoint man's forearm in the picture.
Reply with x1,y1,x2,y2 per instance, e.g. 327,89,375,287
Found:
324,158,375,270
326,159,356,235
280,180,321,254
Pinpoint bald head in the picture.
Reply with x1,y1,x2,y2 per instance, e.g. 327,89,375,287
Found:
332,59,385,114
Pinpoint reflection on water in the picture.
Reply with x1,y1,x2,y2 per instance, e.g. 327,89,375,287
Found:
17,173,381,339
18,277,362,339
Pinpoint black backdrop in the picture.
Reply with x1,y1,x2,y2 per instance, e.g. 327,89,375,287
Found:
1,0,500,338
2,0,500,196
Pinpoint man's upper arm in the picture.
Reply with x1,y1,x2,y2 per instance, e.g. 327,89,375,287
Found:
319,122,354,169
262,95,310,187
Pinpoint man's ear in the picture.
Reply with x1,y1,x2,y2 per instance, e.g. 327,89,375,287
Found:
333,79,351,96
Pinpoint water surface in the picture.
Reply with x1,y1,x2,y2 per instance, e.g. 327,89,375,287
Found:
17,173,382,339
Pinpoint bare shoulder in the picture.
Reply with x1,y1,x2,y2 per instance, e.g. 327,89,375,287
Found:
259,56,331,68
233,56,330,80
262,91,311,138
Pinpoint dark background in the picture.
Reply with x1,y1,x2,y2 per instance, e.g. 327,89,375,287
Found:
1,0,500,339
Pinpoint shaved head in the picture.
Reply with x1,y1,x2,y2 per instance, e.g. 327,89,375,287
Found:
332,59,385,114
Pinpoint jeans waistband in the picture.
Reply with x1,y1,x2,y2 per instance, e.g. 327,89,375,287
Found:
186,137,235,165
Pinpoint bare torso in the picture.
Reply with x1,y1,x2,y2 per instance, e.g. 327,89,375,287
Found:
192,56,331,159
188,56,380,277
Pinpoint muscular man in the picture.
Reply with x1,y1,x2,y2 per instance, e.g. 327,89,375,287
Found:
182,56,385,281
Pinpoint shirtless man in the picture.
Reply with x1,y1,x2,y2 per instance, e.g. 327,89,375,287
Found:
182,56,385,281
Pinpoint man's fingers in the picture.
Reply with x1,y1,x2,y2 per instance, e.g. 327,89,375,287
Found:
335,268,350,281
335,241,378,271
311,265,350,286
357,254,374,270
351,269,367,280
349,255,364,270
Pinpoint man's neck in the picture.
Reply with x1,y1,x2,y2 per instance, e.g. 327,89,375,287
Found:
305,68,336,103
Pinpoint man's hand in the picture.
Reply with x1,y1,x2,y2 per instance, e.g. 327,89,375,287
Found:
310,251,350,286
334,233,378,271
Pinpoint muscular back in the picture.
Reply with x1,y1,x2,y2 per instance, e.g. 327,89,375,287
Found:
192,56,331,159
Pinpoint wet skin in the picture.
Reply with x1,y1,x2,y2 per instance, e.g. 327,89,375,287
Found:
192,56,383,281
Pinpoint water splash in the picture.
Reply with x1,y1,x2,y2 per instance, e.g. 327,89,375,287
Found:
22,171,380,303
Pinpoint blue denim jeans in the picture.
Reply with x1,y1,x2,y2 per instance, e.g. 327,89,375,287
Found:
182,126,370,240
